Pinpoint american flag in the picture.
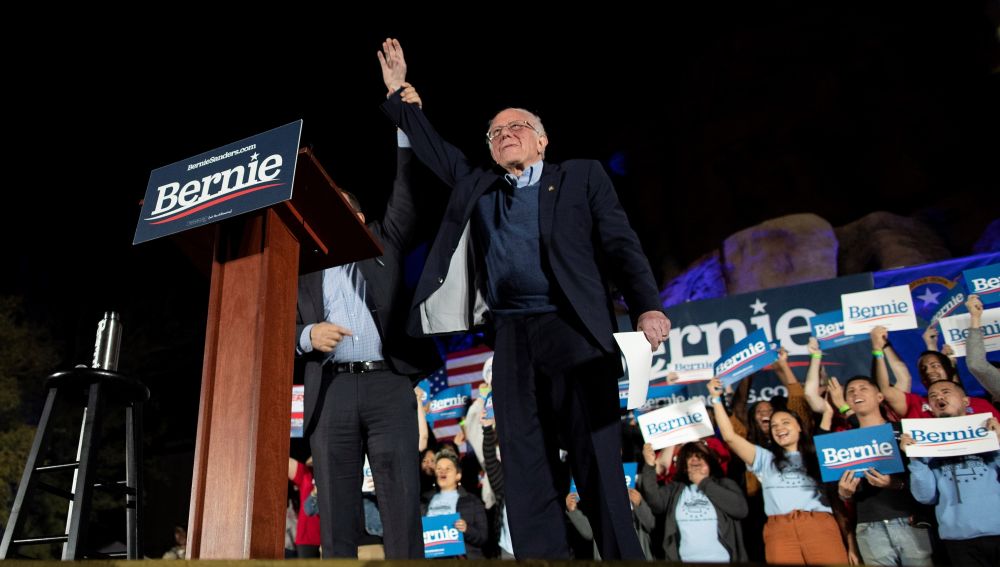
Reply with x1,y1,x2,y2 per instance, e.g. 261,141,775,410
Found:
290,385,304,438
446,345,494,396
425,345,494,444
425,366,449,396
422,367,461,442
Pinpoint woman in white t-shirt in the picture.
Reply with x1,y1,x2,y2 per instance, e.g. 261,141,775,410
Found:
708,377,850,564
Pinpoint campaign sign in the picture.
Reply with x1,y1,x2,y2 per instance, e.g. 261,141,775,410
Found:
622,462,638,489
416,379,431,399
570,462,639,497
814,424,904,482
625,273,873,407
426,384,471,423
931,283,967,323
422,514,465,558
713,328,779,387
964,263,1000,306
937,308,1000,357
902,413,1000,457
362,456,375,493
134,121,303,244
842,285,918,335
810,310,868,350
637,398,714,450
483,391,494,420
290,385,304,438
620,382,689,409
664,361,715,383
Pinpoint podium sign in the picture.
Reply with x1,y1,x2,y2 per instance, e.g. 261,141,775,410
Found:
134,121,302,245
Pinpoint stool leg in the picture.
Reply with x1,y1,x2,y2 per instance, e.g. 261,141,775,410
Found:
0,387,60,558
63,382,104,560
125,402,144,559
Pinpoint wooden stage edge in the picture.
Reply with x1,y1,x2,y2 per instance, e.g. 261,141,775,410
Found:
0,560,775,567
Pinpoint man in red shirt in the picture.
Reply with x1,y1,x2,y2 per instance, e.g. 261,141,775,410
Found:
870,326,1000,420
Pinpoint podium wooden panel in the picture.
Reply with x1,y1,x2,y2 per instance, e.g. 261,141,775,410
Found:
185,149,381,559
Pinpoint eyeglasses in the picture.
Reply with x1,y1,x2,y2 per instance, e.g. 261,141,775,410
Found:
486,120,538,142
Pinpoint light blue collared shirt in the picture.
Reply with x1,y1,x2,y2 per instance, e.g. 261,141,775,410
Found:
299,263,383,363
504,160,543,188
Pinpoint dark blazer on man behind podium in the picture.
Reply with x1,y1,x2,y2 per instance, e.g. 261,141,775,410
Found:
295,147,440,431
294,145,440,559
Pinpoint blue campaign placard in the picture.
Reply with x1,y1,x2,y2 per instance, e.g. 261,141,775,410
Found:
134,120,303,245
483,391,494,419
622,462,637,489
931,282,968,322
416,379,431,395
713,328,779,387
964,263,1000,306
422,513,465,558
571,462,638,498
426,384,471,423
810,310,868,350
814,423,904,483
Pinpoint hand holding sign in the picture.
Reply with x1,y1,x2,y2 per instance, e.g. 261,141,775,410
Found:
807,336,822,356
922,325,940,351
636,310,671,351
707,377,723,398
967,294,984,323
863,468,892,488
869,326,888,350
628,488,643,507
899,433,915,453
837,469,861,500
642,443,656,467
565,493,579,511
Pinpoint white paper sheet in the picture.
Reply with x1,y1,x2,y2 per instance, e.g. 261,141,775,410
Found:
614,331,653,410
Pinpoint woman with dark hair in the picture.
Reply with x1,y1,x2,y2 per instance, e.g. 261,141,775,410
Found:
709,377,850,564
639,440,747,562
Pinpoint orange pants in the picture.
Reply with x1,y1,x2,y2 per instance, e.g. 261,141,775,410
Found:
764,510,848,565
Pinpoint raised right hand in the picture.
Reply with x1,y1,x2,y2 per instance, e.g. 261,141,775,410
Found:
565,493,579,512
967,294,984,325
707,377,723,398
807,336,822,355
922,324,940,350
310,322,353,353
377,37,407,93
641,443,656,467
869,326,888,350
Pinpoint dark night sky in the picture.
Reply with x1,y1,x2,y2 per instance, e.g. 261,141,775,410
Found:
7,0,1000,412
3,4,999,550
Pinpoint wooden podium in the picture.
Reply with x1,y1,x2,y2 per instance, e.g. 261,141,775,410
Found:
185,148,381,559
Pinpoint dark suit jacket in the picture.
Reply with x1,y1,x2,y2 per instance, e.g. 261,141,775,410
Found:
381,93,662,353
295,147,440,430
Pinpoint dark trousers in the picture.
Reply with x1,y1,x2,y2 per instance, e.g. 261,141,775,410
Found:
492,312,644,559
308,369,422,558
295,544,320,558
945,535,1000,567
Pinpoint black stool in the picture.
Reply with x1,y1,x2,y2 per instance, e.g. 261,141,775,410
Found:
0,368,149,559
